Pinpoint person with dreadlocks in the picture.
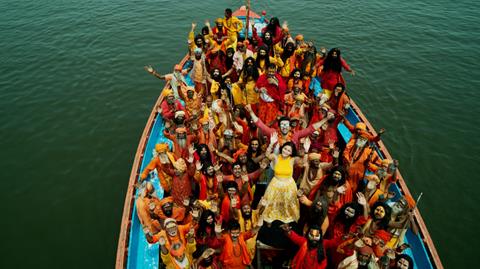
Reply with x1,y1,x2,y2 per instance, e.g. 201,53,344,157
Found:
318,48,355,91
361,201,393,237
194,161,220,201
237,57,260,105
188,22,208,54
342,127,382,193
206,68,232,99
255,45,282,75
299,43,319,90
195,210,222,250
282,224,339,269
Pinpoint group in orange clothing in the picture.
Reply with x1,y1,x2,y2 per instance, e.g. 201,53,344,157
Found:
138,7,416,269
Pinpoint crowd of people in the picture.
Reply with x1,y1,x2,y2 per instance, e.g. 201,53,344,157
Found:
137,8,416,269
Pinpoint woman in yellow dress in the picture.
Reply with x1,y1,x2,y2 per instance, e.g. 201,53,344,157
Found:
261,132,303,224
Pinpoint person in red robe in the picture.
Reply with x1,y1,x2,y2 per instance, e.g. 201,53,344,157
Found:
283,224,339,269
318,48,355,91
255,64,286,126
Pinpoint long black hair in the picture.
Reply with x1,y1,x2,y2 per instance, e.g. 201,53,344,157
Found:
280,141,297,157
307,224,326,263
196,210,216,238
323,48,343,73
255,45,270,68
241,57,260,81
371,201,392,230
266,17,280,37
196,143,213,166
333,202,364,233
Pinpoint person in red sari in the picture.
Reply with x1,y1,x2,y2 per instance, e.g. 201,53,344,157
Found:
282,224,339,269
255,64,286,126
318,48,355,91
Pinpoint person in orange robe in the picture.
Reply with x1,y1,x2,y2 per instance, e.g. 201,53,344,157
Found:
140,143,175,194
342,130,381,193
135,183,163,234
216,220,262,269
163,127,197,160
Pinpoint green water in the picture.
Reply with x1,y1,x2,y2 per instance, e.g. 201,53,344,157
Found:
1,0,478,268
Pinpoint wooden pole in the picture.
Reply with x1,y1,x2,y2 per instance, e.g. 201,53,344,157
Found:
245,0,251,39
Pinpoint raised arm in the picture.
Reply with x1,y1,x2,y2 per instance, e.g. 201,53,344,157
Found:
244,104,275,136
144,65,166,80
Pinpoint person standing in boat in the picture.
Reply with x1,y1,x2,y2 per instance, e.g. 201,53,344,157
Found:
245,103,333,147
342,129,382,193
216,219,263,269
281,224,339,269
222,8,243,50
140,143,175,194
164,157,195,206
254,63,286,126
317,48,355,91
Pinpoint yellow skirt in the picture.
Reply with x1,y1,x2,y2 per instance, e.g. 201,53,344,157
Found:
262,177,300,223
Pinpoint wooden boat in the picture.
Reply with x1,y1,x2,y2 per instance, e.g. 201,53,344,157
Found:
115,7,443,269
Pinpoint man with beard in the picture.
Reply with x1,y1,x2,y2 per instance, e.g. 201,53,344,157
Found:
164,158,195,206
366,159,399,206
187,47,208,95
282,224,338,269
206,68,231,98
234,202,263,259
362,201,393,237
197,117,217,151
327,83,350,115
178,85,201,117
246,103,333,147
139,143,175,193
255,63,286,126
157,89,185,121
237,57,260,105
337,243,378,269
216,219,263,269
222,161,266,205
195,210,221,250
194,162,219,201
298,153,334,201
278,39,301,80
151,196,190,226
284,85,307,113
157,219,196,269
318,48,355,91
136,182,163,235
222,8,243,50
211,17,227,45
163,127,196,160
194,247,220,269
255,45,280,74
342,129,381,193
188,22,208,54
233,41,254,73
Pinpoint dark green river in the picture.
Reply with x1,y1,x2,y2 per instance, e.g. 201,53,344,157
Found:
1,0,478,267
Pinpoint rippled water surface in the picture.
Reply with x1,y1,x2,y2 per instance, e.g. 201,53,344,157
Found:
1,0,479,268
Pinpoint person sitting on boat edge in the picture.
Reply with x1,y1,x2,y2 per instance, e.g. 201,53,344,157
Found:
136,182,163,235
144,64,188,100
139,143,175,194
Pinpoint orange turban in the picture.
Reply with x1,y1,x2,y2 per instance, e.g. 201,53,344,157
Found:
355,122,367,131
233,148,247,161
174,64,182,71
295,34,304,41
163,89,174,97
155,143,169,153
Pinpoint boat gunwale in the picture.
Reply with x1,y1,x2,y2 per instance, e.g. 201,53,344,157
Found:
115,55,190,269
115,62,443,269
349,99,443,269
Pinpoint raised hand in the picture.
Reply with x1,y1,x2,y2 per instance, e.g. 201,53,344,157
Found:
192,208,200,219
213,163,222,172
214,222,222,234
332,148,340,159
230,197,238,208
357,192,367,206
191,22,197,29
188,144,196,155
337,185,346,195
144,65,154,74
379,128,386,135
183,198,190,207
187,227,195,238
195,161,203,171
205,20,210,27
211,202,218,214
270,132,278,145
303,137,311,153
